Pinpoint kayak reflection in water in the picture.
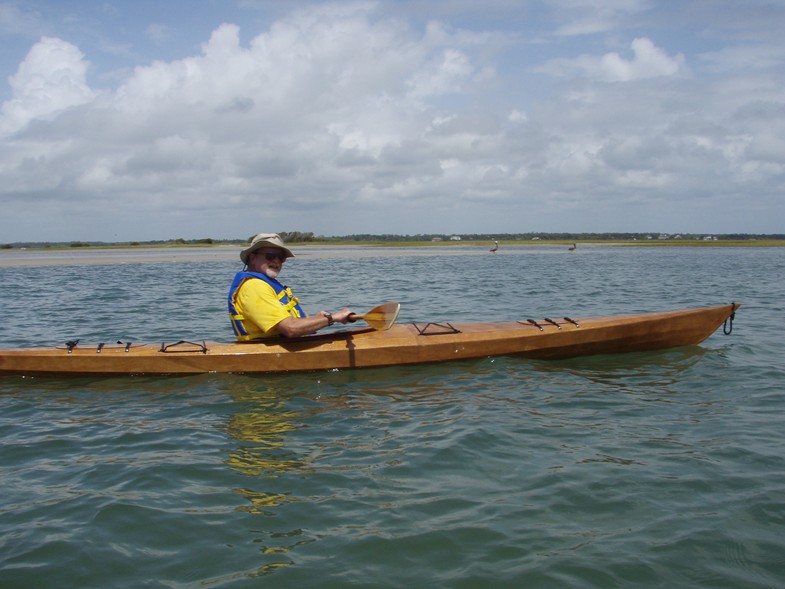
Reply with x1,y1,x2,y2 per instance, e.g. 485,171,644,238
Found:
228,232,354,340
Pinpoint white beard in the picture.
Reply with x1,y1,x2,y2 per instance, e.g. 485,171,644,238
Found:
265,268,280,279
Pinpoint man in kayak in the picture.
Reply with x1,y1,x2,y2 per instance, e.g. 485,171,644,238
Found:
228,233,354,339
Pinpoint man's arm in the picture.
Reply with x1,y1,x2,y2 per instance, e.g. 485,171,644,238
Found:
276,308,353,338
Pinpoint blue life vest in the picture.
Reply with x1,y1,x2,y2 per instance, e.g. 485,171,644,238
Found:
228,271,306,340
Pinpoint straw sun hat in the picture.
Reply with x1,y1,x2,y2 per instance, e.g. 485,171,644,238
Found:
240,233,295,264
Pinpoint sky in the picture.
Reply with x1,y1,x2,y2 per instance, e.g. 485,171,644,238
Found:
1,0,783,242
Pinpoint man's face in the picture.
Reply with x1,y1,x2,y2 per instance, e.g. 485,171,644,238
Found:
248,248,287,279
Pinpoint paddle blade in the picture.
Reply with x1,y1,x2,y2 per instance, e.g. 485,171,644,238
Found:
349,302,400,331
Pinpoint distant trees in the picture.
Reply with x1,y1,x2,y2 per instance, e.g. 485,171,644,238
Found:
172,237,214,245
278,231,315,243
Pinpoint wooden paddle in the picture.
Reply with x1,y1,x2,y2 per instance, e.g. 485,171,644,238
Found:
348,302,400,331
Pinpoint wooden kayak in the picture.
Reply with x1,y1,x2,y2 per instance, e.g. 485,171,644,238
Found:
0,303,739,377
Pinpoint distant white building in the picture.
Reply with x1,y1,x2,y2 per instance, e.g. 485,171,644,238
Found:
450,236,461,241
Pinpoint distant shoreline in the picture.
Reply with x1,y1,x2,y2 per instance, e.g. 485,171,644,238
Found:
1,240,782,268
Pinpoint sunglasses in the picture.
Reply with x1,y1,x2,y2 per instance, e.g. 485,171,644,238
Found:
261,252,286,263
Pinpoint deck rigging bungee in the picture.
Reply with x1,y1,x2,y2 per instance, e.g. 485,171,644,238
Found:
159,340,209,353
60,340,138,353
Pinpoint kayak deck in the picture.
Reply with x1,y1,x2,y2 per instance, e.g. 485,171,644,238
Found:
0,304,739,377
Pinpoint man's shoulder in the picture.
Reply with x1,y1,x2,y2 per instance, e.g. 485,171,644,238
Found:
238,276,275,292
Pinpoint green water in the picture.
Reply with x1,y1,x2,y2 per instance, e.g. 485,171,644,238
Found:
1,246,783,588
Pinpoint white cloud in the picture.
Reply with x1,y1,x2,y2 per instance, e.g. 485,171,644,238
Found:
601,38,686,81
405,48,474,102
1,36,95,136
537,37,688,81
508,110,527,123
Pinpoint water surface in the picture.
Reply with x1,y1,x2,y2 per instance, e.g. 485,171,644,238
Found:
1,246,783,588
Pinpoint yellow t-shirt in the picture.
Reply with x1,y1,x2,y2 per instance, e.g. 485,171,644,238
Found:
233,278,301,339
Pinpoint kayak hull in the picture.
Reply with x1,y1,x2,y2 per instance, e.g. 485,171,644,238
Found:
0,304,739,377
